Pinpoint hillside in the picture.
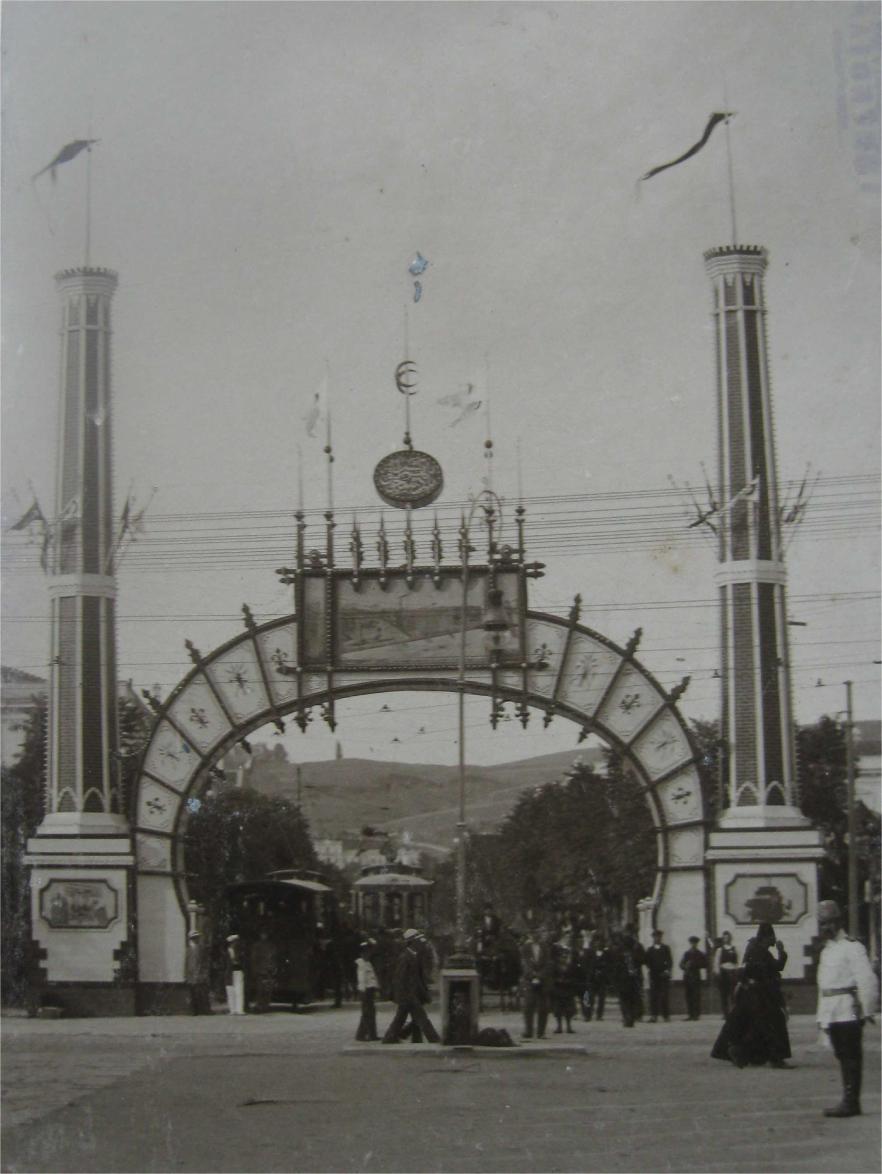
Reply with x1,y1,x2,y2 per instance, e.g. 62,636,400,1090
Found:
245,746,607,848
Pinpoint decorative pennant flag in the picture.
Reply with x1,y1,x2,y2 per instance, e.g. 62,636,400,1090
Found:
641,113,734,182
448,398,482,428
32,139,100,184
438,380,483,427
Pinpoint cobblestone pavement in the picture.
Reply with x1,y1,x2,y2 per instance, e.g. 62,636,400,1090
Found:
2,1007,879,1172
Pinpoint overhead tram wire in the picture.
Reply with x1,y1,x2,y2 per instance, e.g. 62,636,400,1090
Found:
3,473,877,571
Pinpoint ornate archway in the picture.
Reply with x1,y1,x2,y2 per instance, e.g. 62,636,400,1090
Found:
133,602,708,985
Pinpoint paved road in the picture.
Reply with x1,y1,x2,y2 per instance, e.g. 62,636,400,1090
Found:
2,1008,879,1173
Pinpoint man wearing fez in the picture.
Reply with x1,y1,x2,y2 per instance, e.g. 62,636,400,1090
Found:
816,900,878,1117
645,929,673,1023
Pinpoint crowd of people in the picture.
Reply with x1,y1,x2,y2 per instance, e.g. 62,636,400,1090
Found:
187,900,878,1119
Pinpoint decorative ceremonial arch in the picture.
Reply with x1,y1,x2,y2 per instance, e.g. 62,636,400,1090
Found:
133,601,708,984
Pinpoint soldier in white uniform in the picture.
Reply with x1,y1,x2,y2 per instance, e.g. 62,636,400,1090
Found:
816,899,878,1118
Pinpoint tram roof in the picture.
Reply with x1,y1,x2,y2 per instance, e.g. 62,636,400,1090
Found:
227,876,332,895
352,872,433,889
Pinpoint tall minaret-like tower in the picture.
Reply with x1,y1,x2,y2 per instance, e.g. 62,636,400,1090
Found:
45,267,125,826
704,245,795,810
704,246,823,981
25,268,136,1015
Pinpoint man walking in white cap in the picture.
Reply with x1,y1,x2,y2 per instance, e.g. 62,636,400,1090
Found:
816,899,877,1117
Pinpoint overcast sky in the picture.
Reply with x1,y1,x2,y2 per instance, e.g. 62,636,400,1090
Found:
2,1,879,768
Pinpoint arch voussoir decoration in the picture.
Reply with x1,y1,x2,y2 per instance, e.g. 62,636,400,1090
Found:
133,609,708,985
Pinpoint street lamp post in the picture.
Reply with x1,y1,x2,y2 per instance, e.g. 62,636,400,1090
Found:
453,490,508,958
844,680,859,938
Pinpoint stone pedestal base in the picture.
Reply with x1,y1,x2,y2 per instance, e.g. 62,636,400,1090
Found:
35,983,138,1018
24,827,136,1009
440,965,480,1044
706,806,825,981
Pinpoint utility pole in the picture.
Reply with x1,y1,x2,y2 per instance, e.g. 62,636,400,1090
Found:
844,681,859,938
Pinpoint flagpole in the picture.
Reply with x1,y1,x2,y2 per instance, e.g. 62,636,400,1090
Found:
324,362,334,513
483,353,494,497
403,304,413,448
84,131,94,268
722,83,738,245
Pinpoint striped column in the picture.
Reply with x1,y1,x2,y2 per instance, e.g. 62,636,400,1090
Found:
44,267,124,829
704,246,796,811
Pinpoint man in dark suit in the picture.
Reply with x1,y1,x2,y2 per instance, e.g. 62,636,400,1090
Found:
382,928,440,1044
520,927,553,1039
680,935,708,1020
582,934,609,1021
645,929,673,1022
614,927,645,1028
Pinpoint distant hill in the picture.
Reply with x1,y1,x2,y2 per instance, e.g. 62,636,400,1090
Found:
245,746,606,848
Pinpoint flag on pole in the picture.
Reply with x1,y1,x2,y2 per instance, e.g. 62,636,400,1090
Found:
32,139,100,183
640,113,733,182
303,371,329,438
58,494,81,522
7,498,52,571
692,475,759,526
8,499,46,531
438,380,483,427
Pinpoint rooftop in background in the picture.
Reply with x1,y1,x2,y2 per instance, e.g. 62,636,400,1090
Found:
853,719,881,756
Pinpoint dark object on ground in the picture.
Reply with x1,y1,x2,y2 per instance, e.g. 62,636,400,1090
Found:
475,1027,516,1047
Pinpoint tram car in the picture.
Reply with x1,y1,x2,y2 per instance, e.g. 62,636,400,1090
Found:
225,870,339,1007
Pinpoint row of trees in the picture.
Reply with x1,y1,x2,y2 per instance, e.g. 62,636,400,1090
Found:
431,717,880,937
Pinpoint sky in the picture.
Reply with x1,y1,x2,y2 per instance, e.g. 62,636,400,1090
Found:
2,0,879,770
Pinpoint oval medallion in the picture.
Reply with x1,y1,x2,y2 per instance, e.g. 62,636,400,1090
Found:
373,449,444,509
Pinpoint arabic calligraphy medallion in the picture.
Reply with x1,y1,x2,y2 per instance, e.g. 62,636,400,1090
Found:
373,449,443,509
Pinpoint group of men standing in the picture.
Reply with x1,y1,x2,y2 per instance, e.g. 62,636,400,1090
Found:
515,922,730,1036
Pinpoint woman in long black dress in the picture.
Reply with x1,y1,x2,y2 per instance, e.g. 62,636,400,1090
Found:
711,923,792,1068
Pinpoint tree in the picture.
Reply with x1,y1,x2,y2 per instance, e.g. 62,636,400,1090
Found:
183,785,321,987
461,760,657,932
797,715,880,915
1,699,47,1003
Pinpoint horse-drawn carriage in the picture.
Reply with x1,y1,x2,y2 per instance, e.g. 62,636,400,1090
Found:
474,921,522,1010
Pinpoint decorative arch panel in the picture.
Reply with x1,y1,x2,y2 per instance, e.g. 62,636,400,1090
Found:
133,609,708,984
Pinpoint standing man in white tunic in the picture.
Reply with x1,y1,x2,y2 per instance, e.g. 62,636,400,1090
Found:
816,899,878,1118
